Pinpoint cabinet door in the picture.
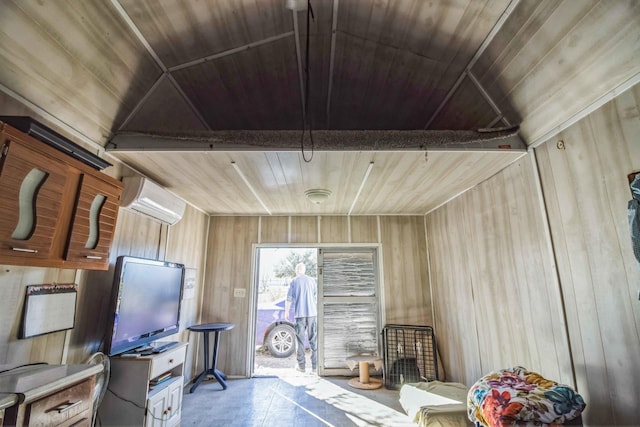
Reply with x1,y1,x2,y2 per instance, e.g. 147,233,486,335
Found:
65,173,121,268
145,391,168,427
165,377,183,427
0,139,68,260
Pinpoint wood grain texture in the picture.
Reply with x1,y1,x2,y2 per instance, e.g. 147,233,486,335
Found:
164,204,209,381
112,150,524,216
201,216,259,376
379,216,431,326
172,36,300,130
426,156,573,386
426,199,480,384
430,76,499,129
259,216,289,244
202,214,433,377
350,216,379,243
333,0,510,129
534,84,640,425
0,0,160,143
319,216,349,243
122,77,207,132
0,266,70,365
119,0,292,69
475,0,640,144
290,216,318,243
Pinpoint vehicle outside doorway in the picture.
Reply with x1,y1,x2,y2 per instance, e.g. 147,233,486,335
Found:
254,247,316,375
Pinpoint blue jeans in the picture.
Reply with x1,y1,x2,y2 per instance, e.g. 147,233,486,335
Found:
294,316,317,370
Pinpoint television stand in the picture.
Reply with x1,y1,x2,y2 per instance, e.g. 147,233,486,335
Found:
151,341,178,353
99,342,188,426
124,341,178,356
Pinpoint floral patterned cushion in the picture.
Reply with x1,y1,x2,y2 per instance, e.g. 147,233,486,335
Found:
467,366,585,426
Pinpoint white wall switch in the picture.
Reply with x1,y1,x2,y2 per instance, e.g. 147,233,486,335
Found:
233,288,246,298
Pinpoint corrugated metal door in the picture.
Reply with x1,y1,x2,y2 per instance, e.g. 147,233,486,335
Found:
318,247,381,376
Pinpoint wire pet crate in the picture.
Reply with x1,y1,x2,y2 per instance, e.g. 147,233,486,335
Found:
382,324,438,389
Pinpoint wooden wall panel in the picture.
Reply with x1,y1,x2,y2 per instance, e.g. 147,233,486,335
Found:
426,156,573,387
475,0,640,145
319,216,349,243
260,216,289,243
0,0,160,144
202,216,259,376
204,214,432,377
164,204,209,381
350,216,379,243
0,266,70,365
535,84,640,425
290,216,318,243
426,201,480,384
379,216,431,326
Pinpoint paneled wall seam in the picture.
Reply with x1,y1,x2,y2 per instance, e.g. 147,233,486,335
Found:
198,216,212,326
423,216,436,333
158,224,167,260
463,194,484,377
528,148,577,390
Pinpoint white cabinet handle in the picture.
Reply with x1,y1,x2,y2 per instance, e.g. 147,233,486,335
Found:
85,255,103,259
12,247,38,253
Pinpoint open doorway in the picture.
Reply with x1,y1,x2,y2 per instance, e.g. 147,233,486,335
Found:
252,247,317,377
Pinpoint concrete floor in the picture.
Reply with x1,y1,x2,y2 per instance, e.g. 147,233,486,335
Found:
181,373,415,427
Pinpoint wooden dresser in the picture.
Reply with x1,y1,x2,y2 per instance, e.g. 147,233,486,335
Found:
0,364,102,427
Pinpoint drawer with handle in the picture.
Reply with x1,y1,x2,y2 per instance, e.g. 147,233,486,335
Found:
25,377,94,426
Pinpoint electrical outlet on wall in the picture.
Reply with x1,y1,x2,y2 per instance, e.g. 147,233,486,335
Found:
233,288,246,298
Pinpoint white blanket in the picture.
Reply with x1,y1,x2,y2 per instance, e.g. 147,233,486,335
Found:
399,381,472,427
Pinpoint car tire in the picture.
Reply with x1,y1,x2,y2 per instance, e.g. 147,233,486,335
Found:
266,324,296,358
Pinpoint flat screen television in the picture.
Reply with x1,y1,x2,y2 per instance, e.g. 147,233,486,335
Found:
105,255,185,356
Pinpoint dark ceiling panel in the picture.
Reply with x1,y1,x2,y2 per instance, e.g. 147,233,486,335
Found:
120,0,293,68
296,0,334,130
172,37,301,130
429,77,498,130
120,77,208,133
329,32,450,130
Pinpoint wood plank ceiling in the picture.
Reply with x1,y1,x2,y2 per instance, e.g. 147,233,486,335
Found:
3,1,636,215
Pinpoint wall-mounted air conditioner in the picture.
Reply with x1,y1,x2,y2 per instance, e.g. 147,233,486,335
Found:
120,176,186,225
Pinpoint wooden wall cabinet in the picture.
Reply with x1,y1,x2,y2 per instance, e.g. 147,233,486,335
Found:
0,121,123,270
98,342,187,427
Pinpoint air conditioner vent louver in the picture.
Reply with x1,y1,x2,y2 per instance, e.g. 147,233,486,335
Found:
120,176,185,225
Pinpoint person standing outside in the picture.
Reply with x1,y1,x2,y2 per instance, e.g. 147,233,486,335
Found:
285,262,318,373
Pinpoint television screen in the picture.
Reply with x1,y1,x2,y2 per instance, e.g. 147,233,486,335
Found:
105,256,185,356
